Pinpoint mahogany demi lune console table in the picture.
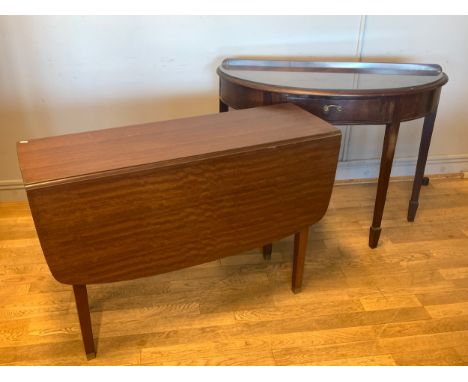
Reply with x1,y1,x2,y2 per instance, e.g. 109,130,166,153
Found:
217,58,448,250
17,103,341,358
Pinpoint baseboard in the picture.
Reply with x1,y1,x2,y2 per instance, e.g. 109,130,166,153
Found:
0,180,25,190
1,154,467,201
336,153,468,180
0,180,26,202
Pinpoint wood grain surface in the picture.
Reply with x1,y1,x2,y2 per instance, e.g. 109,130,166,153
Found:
26,138,340,285
17,103,336,187
1,177,467,365
19,104,340,285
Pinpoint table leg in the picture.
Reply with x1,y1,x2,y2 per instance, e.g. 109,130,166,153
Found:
262,244,272,260
407,110,437,222
73,284,96,359
292,227,309,294
262,244,273,260
219,99,229,113
369,121,401,248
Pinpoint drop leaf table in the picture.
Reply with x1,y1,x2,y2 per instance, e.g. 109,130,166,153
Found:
17,103,341,358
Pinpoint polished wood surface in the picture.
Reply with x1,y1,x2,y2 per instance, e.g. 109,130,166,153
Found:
1,177,467,365
217,58,448,248
218,59,447,95
16,103,340,358
219,78,442,124
18,104,340,285
17,103,336,187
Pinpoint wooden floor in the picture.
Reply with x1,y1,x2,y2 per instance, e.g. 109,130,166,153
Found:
1,177,468,365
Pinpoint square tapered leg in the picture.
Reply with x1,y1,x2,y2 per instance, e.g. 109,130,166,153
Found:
73,284,96,359
292,227,309,294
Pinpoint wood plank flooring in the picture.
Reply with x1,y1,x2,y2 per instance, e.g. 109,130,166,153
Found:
0,177,467,365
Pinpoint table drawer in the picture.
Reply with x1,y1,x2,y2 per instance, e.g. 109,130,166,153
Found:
286,96,394,125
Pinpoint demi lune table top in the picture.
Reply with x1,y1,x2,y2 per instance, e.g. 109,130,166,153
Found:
217,58,448,96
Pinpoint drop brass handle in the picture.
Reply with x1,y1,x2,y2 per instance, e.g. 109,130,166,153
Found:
323,104,343,113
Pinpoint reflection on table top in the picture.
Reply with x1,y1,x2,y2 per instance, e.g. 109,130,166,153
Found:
218,59,447,93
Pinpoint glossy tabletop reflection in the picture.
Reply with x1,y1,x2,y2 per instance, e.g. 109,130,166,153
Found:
218,59,447,94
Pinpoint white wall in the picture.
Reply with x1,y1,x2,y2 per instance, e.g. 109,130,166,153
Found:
1,16,467,200
337,15,468,180
348,16,468,158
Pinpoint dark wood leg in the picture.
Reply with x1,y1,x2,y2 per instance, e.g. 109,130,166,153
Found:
369,121,401,248
73,284,96,359
292,227,309,294
219,99,228,113
407,110,437,222
262,244,272,260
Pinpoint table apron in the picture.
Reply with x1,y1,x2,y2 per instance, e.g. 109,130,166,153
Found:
219,79,442,124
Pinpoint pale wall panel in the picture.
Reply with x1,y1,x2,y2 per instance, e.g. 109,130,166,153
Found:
0,15,362,182
347,15,468,161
